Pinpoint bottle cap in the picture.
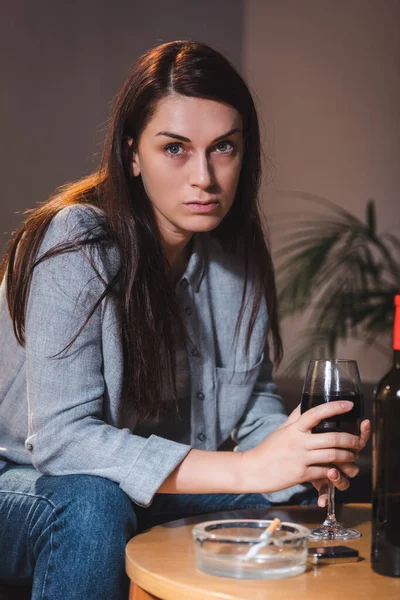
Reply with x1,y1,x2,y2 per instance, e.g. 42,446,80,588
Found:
395,295,400,306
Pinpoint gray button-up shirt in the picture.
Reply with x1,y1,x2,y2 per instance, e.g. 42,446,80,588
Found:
0,205,307,506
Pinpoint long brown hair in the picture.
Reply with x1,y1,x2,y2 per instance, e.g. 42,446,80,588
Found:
0,40,283,419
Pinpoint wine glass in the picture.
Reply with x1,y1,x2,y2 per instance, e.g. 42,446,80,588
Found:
301,359,364,540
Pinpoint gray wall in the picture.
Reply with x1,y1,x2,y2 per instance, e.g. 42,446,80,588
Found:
244,0,400,382
0,0,244,259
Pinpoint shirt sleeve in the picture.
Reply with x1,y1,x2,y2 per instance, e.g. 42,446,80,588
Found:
231,342,288,451
25,205,191,507
231,342,310,502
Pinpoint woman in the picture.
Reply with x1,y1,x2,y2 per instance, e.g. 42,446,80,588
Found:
0,41,370,599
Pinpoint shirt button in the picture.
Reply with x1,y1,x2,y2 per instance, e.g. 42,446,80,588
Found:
198,433,207,442
196,392,205,400
180,279,189,289
191,347,200,357
26,443,33,452
185,307,192,316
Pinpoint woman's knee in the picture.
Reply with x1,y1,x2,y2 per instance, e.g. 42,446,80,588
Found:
34,474,138,541
26,476,137,597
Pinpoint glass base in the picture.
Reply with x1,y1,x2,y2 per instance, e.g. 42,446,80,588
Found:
309,518,361,541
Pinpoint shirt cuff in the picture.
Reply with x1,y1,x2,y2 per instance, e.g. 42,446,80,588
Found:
119,434,192,507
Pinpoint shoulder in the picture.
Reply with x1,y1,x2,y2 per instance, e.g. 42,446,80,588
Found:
38,203,110,256
47,203,107,240
36,203,120,280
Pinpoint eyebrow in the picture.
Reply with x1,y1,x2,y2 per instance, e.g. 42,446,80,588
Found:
155,127,241,143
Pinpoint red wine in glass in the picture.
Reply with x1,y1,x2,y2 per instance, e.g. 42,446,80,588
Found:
301,391,363,435
300,359,364,540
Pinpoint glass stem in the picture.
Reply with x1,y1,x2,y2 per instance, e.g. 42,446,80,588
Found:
326,481,336,522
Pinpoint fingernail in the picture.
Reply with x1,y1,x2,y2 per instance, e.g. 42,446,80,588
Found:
341,401,354,408
330,469,340,481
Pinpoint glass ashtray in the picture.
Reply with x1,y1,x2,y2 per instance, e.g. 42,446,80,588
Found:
192,519,310,580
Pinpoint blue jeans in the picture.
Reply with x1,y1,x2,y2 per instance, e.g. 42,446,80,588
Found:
0,464,317,600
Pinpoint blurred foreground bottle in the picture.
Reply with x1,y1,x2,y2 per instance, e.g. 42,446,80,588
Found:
371,294,400,577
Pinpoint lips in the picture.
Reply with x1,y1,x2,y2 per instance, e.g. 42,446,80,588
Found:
184,201,219,213
185,200,218,205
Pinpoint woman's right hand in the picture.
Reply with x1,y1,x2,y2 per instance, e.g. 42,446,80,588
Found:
239,400,361,493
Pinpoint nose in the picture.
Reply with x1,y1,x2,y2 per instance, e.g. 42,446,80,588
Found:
189,152,214,189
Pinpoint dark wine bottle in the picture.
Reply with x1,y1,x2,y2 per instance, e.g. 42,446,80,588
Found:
371,294,400,577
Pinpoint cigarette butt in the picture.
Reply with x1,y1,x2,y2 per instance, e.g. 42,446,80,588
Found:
244,517,282,561
266,518,281,536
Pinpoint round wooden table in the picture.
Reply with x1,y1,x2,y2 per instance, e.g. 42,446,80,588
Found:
126,504,400,599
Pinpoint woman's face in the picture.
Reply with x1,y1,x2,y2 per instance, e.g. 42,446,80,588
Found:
128,94,244,245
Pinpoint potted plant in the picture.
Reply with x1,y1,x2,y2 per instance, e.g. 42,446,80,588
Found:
272,192,400,376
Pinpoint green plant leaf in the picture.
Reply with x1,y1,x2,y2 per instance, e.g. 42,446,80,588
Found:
274,193,400,367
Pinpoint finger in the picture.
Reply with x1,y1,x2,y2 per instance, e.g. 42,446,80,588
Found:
307,431,359,452
359,419,371,449
310,478,328,492
309,479,330,506
285,403,301,426
297,401,354,432
310,478,331,505
276,403,301,430
309,448,359,464
311,480,321,491
318,491,329,507
317,482,329,507
331,462,360,479
327,468,350,491
315,469,351,507
306,466,336,480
